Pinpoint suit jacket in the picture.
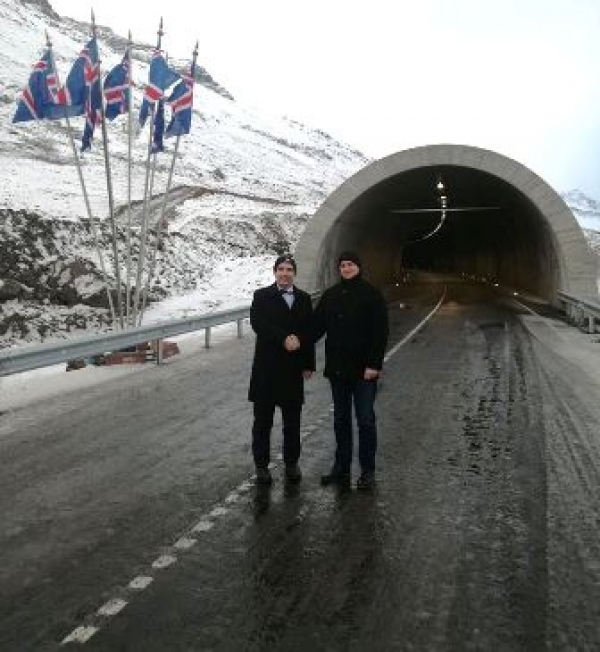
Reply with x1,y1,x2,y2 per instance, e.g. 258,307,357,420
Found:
248,283,316,405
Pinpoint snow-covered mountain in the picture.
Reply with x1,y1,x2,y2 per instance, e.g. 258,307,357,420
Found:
561,189,600,232
0,0,370,347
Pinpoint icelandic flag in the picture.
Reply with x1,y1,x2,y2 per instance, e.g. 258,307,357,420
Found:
65,37,102,152
13,50,81,122
103,51,130,121
63,38,99,114
151,99,165,153
139,49,180,128
165,61,195,138
63,37,102,151
81,68,102,151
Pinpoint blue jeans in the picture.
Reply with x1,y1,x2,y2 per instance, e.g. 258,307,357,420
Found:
329,378,378,473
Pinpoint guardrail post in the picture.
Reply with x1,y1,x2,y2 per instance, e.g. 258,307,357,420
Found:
156,339,163,365
237,318,243,338
588,314,594,334
205,327,211,348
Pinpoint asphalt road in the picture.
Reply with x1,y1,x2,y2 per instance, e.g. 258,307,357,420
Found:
1,282,599,651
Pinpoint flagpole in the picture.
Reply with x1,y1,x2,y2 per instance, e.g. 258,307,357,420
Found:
92,9,125,328
138,41,199,324
124,29,134,325
46,31,117,325
131,103,155,326
138,133,179,324
131,17,163,326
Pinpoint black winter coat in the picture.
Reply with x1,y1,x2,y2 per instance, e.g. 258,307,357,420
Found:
248,283,316,405
314,276,389,381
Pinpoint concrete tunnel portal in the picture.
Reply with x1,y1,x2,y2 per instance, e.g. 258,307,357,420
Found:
295,145,598,303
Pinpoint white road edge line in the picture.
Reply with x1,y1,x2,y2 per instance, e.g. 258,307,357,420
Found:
383,288,447,363
512,299,538,316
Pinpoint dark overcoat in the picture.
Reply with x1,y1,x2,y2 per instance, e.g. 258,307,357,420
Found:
313,276,389,381
248,283,316,405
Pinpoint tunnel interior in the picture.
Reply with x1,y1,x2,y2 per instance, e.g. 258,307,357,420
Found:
319,165,561,299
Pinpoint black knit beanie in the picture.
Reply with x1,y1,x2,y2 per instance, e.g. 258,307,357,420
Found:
337,250,362,268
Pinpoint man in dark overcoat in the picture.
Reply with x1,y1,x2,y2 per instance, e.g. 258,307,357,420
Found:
249,254,315,485
313,251,389,490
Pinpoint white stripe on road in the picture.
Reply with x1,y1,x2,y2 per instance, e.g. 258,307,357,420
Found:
128,576,153,590
384,289,446,363
61,626,99,645
174,537,198,550
97,599,128,617
152,555,177,570
192,519,214,533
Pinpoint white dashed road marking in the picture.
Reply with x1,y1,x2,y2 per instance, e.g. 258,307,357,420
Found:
128,576,153,591
152,555,177,570
61,626,99,645
174,537,198,550
97,599,128,617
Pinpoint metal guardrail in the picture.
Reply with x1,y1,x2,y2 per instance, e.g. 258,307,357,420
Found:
0,290,324,378
0,305,251,377
557,290,600,334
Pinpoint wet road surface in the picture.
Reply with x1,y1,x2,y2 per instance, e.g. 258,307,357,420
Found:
1,282,599,651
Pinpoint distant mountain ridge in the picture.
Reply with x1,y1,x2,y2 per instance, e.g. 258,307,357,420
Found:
561,189,600,233
561,189,600,215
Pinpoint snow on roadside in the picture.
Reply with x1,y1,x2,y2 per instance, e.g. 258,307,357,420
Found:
143,254,274,321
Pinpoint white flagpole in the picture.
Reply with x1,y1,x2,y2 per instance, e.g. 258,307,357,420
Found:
131,17,163,325
124,30,134,325
131,103,155,327
46,31,117,325
138,133,180,324
92,10,125,328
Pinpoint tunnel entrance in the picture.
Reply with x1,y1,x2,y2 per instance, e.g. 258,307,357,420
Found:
296,145,598,303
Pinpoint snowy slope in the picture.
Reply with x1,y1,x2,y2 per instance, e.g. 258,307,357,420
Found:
0,0,369,347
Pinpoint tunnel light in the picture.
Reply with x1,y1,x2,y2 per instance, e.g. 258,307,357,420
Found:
513,291,519,296
494,283,499,287
436,178,445,191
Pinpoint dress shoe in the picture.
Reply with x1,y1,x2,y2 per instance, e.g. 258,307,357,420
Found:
356,472,376,490
320,469,351,487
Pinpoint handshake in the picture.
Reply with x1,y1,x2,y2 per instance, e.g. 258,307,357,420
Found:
284,334,301,352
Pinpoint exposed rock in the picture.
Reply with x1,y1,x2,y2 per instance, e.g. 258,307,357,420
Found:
22,0,58,19
0,278,33,301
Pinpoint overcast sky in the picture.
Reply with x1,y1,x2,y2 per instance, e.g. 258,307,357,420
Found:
50,0,600,198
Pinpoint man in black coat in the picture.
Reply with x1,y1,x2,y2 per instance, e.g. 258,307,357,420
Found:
249,254,315,485
314,251,389,490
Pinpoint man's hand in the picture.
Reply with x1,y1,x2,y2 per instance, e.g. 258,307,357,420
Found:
302,370,313,380
284,335,300,351
364,368,380,380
